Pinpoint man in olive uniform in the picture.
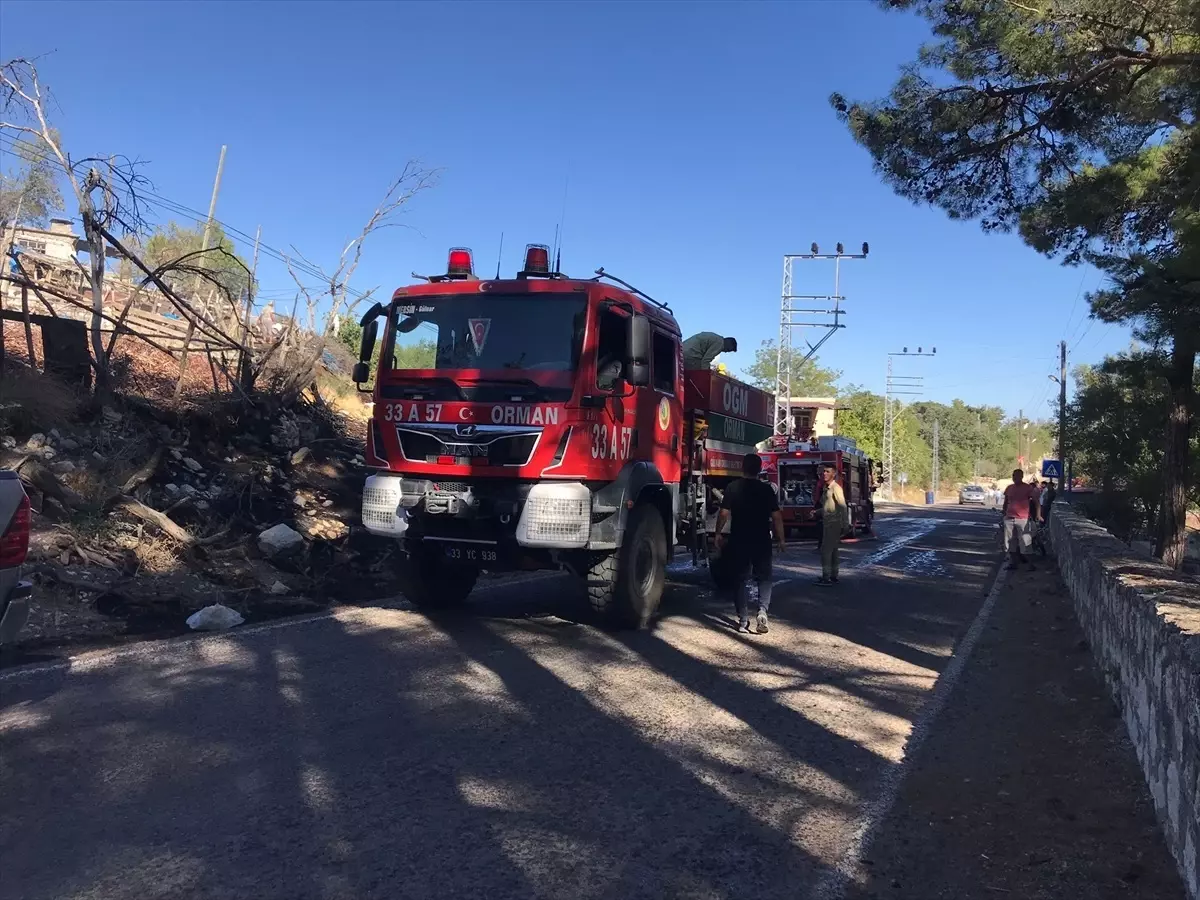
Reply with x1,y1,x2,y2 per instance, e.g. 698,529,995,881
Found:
816,465,849,585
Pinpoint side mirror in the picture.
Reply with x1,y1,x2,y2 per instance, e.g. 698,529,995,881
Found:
359,319,379,362
353,310,381,386
625,314,650,387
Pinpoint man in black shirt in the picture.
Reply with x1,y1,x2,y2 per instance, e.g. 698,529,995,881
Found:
715,453,788,634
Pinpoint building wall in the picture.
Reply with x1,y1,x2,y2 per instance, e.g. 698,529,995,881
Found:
11,219,79,264
788,397,837,437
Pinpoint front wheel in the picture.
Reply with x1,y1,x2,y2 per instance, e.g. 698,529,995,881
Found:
587,503,667,629
398,548,478,609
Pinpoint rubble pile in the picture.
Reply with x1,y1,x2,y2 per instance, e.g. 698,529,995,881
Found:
2,379,399,647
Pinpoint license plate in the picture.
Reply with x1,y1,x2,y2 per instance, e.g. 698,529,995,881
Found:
441,543,499,564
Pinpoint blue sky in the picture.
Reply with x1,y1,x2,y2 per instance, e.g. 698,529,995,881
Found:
0,0,1130,418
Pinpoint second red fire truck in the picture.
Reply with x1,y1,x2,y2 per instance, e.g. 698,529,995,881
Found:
758,434,878,538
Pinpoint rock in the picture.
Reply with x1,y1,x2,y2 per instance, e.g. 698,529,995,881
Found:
292,494,309,508
40,447,56,459
170,449,183,461
49,428,61,440
196,500,210,510
0,436,15,450
179,484,197,497
290,446,312,466
165,483,180,495
50,460,76,474
26,433,47,449
270,580,289,595
58,438,80,452
321,499,334,508
101,407,122,425
92,451,107,463
258,523,305,558
186,604,245,632
183,457,204,474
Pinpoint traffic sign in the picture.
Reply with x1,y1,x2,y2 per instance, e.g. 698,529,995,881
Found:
1041,459,1063,480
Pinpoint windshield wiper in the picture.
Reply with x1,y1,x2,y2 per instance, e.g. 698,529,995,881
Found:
458,377,544,400
387,377,465,400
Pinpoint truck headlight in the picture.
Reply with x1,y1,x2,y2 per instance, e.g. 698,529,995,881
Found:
362,474,408,537
515,482,591,548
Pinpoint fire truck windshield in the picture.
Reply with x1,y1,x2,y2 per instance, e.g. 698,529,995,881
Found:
778,460,818,507
388,294,586,373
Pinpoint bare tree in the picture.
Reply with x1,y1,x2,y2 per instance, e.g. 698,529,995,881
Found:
0,58,148,398
280,163,437,399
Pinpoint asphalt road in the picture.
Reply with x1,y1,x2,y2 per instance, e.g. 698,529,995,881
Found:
1,504,1005,900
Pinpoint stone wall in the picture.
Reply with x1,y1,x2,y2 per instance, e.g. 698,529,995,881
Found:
1050,505,1200,898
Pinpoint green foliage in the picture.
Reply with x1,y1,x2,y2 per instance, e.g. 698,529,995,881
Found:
833,0,1199,562
743,340,841,396
1067,351,1200,537
0,128,65,228
337,315,363,355
128,221,252,302
335,314,435,377
393,338,436,369
836,387,1051,490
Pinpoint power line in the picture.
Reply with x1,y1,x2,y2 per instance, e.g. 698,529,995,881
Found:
0,132,438,334
1061,269,1088,341
0,133,367,295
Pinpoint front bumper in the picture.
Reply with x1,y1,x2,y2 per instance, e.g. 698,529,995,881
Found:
0,579,32,645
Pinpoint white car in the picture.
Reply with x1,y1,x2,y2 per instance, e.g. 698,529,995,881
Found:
0,470,32,645
958,484,987,506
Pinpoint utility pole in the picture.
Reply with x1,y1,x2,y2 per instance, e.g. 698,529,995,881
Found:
237,224,261,387
932,417,940,497
774,241,869,434
174,144,227,399
974,411,982,481
1017,408,1023,466
882,345,936,500
1059,340,1068,490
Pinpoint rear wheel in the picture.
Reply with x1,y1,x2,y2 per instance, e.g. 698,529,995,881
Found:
587,503,667,629
398,547,478,609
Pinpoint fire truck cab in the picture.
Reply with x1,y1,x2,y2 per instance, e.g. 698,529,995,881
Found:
353,245,744,628
759,435,877,538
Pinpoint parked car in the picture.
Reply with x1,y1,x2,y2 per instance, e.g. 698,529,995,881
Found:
0,470,32,645
958,484,988,506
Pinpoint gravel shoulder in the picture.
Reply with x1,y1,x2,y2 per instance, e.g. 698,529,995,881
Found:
845,561,1186,900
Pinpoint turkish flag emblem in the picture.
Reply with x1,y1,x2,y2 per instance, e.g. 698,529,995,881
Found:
467,318,491,356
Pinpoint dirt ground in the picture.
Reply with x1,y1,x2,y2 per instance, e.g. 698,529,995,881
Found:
845,561,1186,899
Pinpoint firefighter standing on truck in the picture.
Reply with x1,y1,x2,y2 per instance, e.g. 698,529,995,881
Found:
816,465,849,585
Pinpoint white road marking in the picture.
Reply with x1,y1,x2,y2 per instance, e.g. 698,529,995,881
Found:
808,561,1010,900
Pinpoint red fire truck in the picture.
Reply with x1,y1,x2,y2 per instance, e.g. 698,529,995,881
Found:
759,435,878,538
353,245,768,628
680,367,775,560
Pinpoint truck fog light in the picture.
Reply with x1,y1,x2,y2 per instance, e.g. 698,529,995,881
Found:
515,482,590,548
362,475,408,537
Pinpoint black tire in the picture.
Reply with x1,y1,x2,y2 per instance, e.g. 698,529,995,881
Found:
399,549,478,609
587,503,667,629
